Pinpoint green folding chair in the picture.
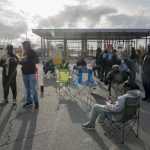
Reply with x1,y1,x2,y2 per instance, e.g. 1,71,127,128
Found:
56,69,71,97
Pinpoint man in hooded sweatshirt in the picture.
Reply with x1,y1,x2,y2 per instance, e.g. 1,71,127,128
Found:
82,80,141,130
20,41,39,109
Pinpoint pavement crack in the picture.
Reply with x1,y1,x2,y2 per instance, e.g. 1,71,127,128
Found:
0,130,52,148
0,108,33,148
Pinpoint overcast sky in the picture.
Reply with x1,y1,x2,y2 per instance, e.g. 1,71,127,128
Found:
0,0,150,46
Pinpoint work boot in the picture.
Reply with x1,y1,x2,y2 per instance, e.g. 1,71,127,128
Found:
35,102,39,109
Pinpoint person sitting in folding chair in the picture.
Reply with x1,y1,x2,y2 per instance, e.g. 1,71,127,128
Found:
60,60,69,69
73,56,87,71
82,80,140,130
43,60,55,75
105,65,130,98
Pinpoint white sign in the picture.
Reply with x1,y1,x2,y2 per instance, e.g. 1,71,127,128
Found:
117,43,124,51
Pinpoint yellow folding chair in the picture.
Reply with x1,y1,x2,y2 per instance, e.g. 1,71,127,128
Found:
56,69,71,96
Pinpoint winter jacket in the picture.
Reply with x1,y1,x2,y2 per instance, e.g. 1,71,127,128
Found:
142,52,150,75
107,70,129,84
124,57,137,72
20,49,39,75
0,52,18,77
106,90,141,113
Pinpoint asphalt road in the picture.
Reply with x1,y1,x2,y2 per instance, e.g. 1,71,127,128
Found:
0,63,150,150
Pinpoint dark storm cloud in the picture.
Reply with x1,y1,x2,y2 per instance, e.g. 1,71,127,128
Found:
38,5,117,28
107,14,150,28
0,0,28,38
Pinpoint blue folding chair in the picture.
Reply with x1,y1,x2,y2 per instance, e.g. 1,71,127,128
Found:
73,66,96,101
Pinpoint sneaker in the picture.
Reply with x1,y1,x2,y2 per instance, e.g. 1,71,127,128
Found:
97,118,105,125
13,99,16,105
35,102,39,109
23,103,33,108
97,120,105,125
82,122,95,130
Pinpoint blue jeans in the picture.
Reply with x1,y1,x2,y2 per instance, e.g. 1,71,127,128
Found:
23,74,38,104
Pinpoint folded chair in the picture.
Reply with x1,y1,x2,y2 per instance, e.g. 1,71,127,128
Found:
104,96,141,144
56,69,71,96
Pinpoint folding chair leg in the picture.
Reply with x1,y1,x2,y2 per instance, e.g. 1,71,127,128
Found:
108,83,111,99
137,110,140,137
104,120,117,137
122,126,125,144
56,84,63,97
108,88,111,99
125,118,138,138
87,87,92,104
104,120,130,144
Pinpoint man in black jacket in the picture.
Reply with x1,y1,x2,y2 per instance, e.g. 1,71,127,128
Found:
20,41,39,109
95,47,102,78
142,44,150,101
122,54,137,81
76,56,87,67
97,49,109,81
130,47,139,64
0,45,18,105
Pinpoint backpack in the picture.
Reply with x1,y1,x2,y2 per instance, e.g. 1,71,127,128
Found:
103,53,108,59
107,53,113,61
100,53,108,64
107,53,114,66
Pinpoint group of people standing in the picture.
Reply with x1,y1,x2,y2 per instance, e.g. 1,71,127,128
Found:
93,45,150,101
94,47,137,82
0,41,39,108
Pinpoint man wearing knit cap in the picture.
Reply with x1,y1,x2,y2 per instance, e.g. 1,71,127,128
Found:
0,45,18,105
